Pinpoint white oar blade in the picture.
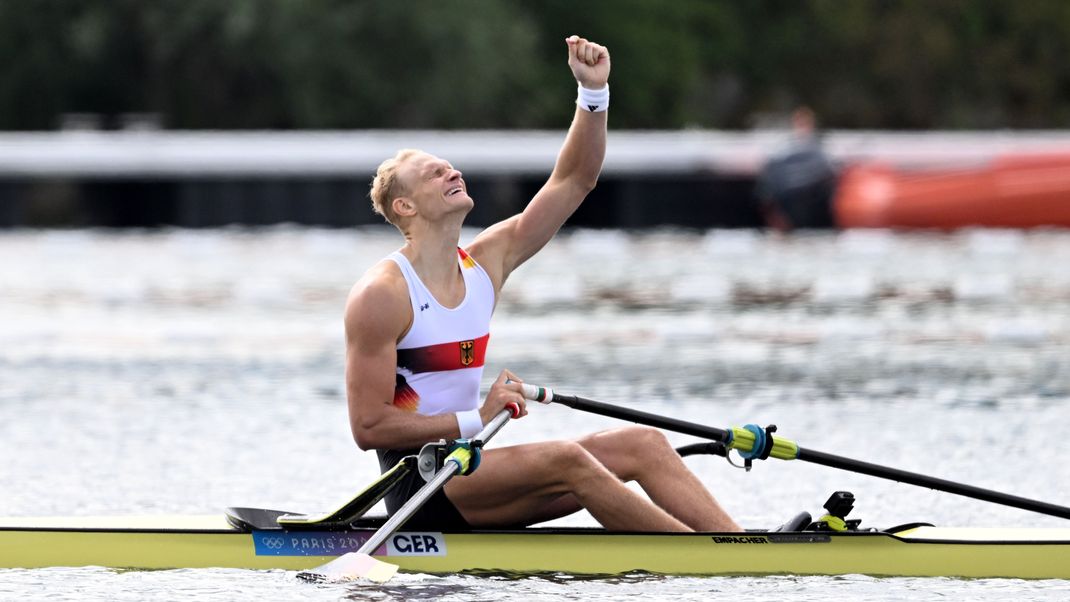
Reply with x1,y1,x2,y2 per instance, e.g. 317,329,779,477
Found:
297,552,398,583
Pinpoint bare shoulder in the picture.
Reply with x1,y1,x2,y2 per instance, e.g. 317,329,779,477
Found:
344,259,411,343
466,215,521,290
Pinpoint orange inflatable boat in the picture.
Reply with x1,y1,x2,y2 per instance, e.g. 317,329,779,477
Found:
834,153,1070,229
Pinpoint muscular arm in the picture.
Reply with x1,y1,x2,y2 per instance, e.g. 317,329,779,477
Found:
468,36,611,290
345,263,462,451
347,263,529,451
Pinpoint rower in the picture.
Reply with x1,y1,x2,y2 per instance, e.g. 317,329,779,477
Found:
343,34,743,534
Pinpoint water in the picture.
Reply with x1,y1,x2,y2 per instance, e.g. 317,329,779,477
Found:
1,226,1068,600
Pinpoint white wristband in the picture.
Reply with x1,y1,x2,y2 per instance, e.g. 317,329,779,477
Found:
455,409,484,439
577,84,609,112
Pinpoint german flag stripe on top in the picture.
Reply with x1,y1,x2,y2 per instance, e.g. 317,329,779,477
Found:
458,247,477,269
396,333,489,374
393,374,420,412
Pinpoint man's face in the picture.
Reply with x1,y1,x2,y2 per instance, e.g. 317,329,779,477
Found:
396,153,472,220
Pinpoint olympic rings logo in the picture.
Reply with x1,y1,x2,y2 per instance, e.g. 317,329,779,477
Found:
262,537,286,550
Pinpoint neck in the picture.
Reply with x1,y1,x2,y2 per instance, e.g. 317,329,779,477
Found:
399,216,464,286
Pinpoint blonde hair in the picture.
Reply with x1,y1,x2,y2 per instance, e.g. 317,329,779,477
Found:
369,149,423,225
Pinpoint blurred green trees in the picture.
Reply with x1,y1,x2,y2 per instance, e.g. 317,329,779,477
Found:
1,0,1069,130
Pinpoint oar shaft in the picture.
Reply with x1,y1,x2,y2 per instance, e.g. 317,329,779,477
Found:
551,393,732,443
522,384,1070,521
473,405,514,442
800,448,1070,520
356,461,458,555
355,408,514,555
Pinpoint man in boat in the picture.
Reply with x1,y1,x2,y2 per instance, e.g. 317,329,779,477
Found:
344,35,742,533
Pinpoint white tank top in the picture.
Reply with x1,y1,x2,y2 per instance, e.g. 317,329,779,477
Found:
387,248,495,417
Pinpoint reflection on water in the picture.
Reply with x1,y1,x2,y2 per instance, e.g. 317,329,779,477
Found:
2,567,1069,602
1,226,1068,600
339,577,486,601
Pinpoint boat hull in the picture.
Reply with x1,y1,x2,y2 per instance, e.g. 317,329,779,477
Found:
2,516,1069,579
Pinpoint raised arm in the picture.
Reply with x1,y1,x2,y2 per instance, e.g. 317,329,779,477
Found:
468,35,611,288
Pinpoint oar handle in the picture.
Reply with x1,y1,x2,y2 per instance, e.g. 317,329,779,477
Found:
519,383,554,403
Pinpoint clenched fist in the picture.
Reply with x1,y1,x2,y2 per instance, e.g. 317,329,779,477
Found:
566,35,610,89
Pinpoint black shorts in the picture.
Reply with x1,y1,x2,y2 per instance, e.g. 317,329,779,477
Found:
377,447,471,531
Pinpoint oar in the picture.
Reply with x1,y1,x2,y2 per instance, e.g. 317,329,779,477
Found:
297,403,519,583
518,384,1070,521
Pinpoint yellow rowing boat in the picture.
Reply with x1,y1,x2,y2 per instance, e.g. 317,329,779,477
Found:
2,510,1068,579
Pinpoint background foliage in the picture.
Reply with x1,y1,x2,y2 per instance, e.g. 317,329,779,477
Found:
2,0,1070,130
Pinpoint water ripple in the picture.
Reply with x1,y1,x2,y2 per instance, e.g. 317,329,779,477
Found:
1,227,1068,599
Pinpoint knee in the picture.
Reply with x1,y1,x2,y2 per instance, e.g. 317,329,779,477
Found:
586,426,674,481
621,425,671,450
608,426,673,460
545,440,603,482
547,440,594,465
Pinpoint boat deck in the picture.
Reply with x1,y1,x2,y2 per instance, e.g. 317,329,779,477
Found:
3,515,1070,542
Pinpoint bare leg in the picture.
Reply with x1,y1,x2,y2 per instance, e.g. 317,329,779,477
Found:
575,426,741,531
444,440,691,532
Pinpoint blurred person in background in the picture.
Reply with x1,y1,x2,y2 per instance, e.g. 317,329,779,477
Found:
343,35,745,534
755,106,839,230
